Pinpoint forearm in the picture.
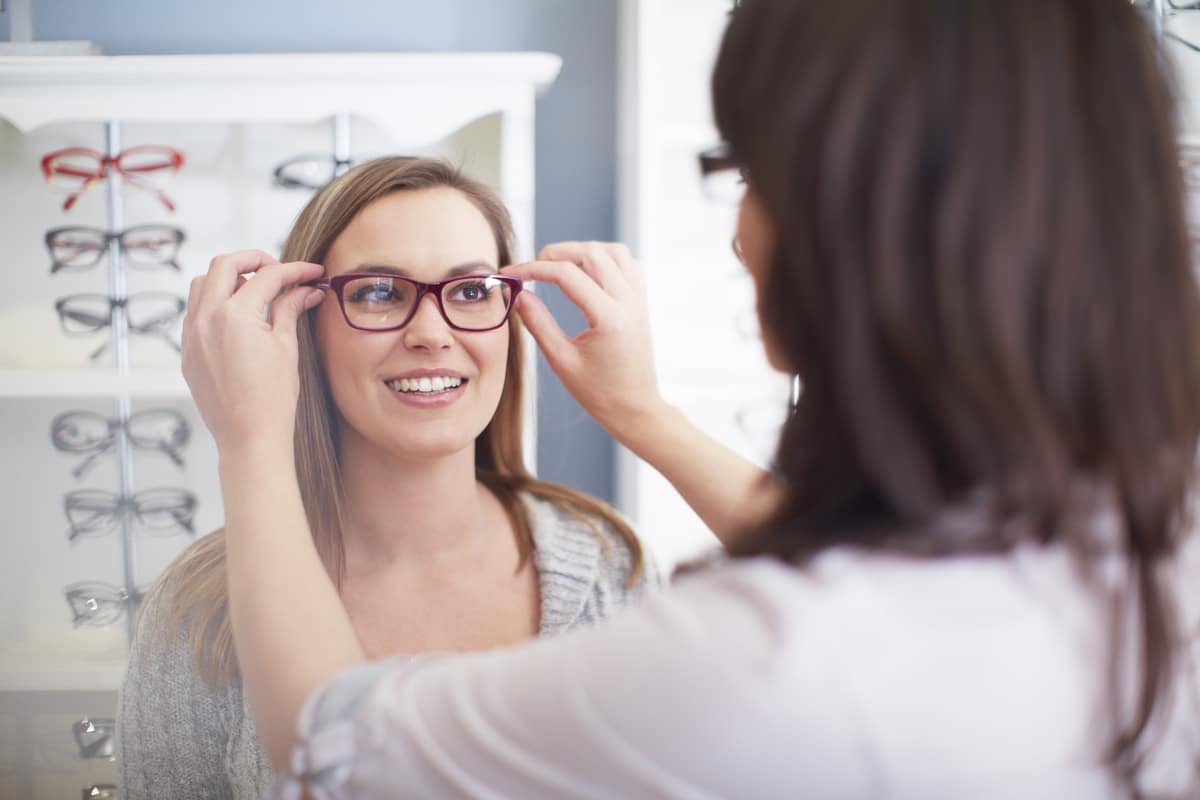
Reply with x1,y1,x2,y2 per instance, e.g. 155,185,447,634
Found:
220,445,365,770
613,401,781,549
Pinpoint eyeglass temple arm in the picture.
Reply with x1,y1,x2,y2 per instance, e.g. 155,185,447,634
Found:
71,444,109,478
158,442,187,468
1168,30,1200,52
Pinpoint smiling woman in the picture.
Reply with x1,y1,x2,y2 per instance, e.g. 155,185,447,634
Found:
113,157,661,800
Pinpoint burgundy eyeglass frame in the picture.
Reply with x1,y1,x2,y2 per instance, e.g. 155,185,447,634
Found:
310,271,524,333
40,145,185,212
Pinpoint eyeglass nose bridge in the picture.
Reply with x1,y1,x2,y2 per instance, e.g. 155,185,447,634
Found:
402,283,459,335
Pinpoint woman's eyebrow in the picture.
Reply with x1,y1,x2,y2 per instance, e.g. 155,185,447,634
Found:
351,261,498,278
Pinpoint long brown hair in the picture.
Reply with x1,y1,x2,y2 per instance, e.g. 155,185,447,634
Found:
714,0,1200,787
157,157,644,688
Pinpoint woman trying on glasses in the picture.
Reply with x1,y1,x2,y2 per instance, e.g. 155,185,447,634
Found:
188,1,1200,796
115,157,661,800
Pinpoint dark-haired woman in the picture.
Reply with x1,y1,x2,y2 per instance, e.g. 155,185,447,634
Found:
182,0,1200,796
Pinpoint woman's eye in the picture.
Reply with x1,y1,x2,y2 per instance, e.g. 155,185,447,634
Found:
349,281,403,304
449,280,491,303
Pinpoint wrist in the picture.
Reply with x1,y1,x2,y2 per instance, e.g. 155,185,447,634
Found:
604,396,683,459
218,438,296,486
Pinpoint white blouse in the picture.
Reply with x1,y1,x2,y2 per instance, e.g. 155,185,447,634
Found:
272,536,1200,799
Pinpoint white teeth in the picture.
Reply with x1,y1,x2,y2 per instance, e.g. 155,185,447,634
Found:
388,376,463,394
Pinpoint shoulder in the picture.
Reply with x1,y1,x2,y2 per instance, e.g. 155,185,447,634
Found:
520,490,660,583
518,490,664,632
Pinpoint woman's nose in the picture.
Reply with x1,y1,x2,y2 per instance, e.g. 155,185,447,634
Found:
401,293,454,350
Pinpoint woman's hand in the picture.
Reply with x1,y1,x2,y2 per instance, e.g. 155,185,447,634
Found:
181,250,325,459
505,241,779,546
502,241,668,440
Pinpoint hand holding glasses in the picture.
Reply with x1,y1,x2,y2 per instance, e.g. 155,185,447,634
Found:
311,272,523,332
41,145,184,213
46,225,185,273
51,408,190,478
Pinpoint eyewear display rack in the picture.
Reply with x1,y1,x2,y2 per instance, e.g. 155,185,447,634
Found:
0,52,560,800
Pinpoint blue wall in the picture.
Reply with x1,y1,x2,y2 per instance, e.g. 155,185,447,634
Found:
6,0,619,503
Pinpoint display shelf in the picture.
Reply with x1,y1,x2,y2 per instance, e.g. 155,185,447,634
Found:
0,368,188,398
0,53,561,145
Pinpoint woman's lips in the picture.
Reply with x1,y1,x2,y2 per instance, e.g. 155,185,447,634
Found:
384,377,468,408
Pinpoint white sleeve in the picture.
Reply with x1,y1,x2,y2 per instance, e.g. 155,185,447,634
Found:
271,560,876,800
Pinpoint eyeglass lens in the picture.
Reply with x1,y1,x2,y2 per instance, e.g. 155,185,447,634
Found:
698,143,748,205
273,154,356,190
64,487,197,542
51,409,190,477
72,718,116,761
55,293,185,335
44,147,181,191
63,581,142,628
46,225,185,272
339,274,516,331
53,292,185,360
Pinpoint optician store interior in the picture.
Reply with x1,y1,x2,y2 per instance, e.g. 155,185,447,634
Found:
3,0,1200,797
0,1,786,796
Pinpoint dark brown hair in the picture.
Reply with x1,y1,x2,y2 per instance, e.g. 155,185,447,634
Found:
714,0,1200,787
157,157,644,687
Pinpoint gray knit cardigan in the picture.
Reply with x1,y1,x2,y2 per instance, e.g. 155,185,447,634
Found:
115,492,661,800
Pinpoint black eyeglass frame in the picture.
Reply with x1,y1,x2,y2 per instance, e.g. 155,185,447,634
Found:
271,153,357,190
310,272,524,333
698,142,743,177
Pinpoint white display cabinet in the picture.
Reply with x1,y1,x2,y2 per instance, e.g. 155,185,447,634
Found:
617,0,792,570
0,51,558,799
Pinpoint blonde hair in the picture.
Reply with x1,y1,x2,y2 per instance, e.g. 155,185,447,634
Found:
154,157,645,688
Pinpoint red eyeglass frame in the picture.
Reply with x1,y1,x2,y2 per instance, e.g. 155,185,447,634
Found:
40,145,186,212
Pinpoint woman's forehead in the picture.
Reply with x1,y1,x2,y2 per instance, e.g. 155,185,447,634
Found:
326,187,499,277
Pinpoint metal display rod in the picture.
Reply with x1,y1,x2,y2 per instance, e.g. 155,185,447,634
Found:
334,111,352,178
103,119,140,645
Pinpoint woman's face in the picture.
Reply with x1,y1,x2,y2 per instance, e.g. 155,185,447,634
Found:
315,186,509,461
736,185,790,372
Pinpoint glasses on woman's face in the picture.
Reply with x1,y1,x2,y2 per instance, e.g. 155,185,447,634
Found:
63,581,143,628
54,292,185,360
51,408,190,478
45,225,185,273
272,153,357,190
64,488,197,543
312,272,524,333
41,146,184,213
699,142,748,205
